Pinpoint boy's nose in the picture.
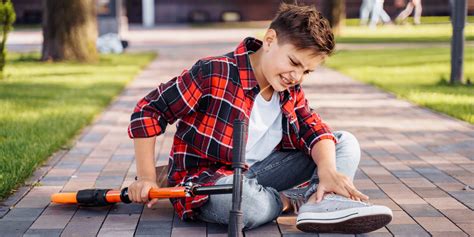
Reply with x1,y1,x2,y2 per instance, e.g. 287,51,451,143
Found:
289,71,302,83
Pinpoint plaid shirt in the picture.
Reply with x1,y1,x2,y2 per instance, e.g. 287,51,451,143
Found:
128,37,337,220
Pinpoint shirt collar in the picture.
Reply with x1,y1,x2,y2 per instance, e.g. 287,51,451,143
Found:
233,37,261,91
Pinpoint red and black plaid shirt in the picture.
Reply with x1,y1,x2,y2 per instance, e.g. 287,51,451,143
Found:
128,37,337,220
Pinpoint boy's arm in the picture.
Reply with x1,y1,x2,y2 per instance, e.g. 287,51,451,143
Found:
308,133,368,203
134,137,157,182
128,137,160,207
293,87,367,202
127,60,206,207
128,137,158,207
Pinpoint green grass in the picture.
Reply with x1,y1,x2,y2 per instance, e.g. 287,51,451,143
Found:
344,16,474,26
0,53,155,200
336,21,474,43
325,47,474,124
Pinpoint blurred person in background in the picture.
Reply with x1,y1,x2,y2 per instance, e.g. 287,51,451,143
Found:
396,0,423,25
369,0,392,28
359,0,375,25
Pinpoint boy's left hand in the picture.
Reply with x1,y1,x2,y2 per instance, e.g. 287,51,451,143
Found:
311,169,369,203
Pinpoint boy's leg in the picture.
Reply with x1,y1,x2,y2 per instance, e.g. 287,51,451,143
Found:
196,131,360,229
249,131,360,195
197,175,283,230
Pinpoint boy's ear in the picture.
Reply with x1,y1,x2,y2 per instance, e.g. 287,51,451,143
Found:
262,29,277,51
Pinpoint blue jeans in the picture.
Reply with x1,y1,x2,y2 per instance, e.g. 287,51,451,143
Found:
196,131,361,229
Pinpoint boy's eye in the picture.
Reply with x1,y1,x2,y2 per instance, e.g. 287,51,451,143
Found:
304,70,310,74
289,58,297,66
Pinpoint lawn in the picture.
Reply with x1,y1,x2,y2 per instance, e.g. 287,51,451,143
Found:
337,17,474,43
0,53,155,200
326,47,474,124
254,17,474,43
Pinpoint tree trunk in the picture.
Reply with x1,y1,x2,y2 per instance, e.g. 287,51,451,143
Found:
327,0,345,36
41,0,98,62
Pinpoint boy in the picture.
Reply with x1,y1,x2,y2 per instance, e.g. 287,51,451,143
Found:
127,3,392,234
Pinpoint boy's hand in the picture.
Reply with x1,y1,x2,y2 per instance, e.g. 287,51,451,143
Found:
312,169,368,203
128,179,159,208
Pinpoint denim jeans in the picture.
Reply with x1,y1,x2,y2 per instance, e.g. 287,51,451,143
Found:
196,131,361,229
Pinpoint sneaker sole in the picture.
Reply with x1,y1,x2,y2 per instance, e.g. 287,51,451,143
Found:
296,205,393,234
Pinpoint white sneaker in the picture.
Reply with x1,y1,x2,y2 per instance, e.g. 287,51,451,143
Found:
296,194,392,234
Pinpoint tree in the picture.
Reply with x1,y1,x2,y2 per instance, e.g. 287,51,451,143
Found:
41,0,98,62
326,0,345,36
0,0,15,77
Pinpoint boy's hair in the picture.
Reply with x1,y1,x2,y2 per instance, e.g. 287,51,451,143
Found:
269,3,335,56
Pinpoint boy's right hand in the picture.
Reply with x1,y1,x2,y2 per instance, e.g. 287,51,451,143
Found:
128,179,159,208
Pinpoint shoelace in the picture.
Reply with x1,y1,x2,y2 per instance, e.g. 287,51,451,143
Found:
282,188,308,214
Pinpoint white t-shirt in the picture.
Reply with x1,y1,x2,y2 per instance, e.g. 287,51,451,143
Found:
245,90,283,166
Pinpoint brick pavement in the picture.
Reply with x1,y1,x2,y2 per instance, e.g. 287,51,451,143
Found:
1,30,473,236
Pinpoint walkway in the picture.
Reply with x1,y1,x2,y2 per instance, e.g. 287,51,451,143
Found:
1,27,473,236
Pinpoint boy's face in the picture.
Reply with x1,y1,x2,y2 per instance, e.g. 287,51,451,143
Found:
260,29,326,92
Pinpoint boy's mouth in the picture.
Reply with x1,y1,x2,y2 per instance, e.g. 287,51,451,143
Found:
280,75,293,87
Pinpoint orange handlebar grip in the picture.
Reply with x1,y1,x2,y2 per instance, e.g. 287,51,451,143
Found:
51,192,78,204
148,187,187,199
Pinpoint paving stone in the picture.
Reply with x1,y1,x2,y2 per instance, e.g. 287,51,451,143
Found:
415,217,462,232
111,154,134,161
358,159,379,167
141,205,174,222
440,209,474,225
80,132,106,143
134,220,172,236
359,189,388,199
23,228,62,237
207,223,227,236
29,213,72,229
400,204,443,217
400,178,436,188
77,164,105,173
99,214,140,231
414,167,460,183
96,229,135,237
424,197,467,210
458,223,474,236
0,220,33,236
170,227,206,237
386,224,430,236
370,199,402,211
319,234,355,237
41,204,77,216
1,207,44,221
411,187,448,198
0,206,9,218
245,221,280,237
391,170,422,178
55,161,82,169
356,232,392,237
109,203,143,215
448,191,474,209
60,206,110,236
172,214,206,228
14,196,52,209
277,216,314,236
430,232,468,237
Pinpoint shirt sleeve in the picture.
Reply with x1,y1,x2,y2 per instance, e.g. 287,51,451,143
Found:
128,60,206,138
294,86,337,156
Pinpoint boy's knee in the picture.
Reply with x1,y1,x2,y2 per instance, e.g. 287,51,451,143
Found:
335,131,361,164
242,194,281,229
241,179,282,229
